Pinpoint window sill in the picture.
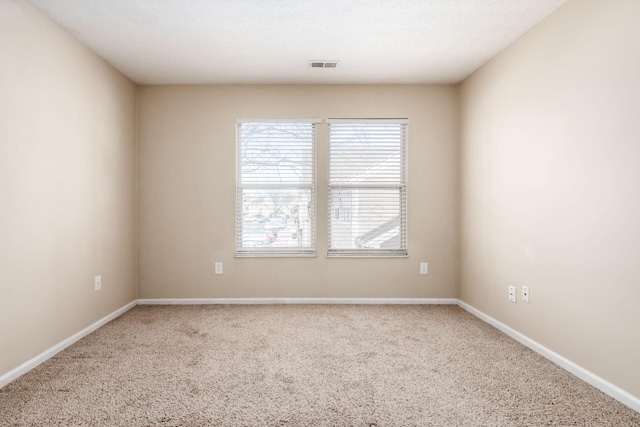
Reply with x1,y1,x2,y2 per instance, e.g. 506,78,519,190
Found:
235,253,318,258
326,254,409,259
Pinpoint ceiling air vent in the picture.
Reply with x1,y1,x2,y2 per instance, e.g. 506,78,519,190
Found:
310,60,339,68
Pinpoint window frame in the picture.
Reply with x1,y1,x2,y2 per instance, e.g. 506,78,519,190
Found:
326,118,409,257
235,119,319,257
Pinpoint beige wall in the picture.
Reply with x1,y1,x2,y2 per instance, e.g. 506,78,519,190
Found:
0,0,137,377
137,85,459,299
460,0,640,399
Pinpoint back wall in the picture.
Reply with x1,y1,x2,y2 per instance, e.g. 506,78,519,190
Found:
137,85,459,299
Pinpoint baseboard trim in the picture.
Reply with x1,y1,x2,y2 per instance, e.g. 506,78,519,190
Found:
0,300,137,389
457,300,640,414
137,297,458,305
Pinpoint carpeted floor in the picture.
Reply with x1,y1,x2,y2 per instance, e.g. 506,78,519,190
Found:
0,305,638,426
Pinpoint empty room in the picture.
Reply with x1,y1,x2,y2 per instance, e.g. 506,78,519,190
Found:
1,0,639,425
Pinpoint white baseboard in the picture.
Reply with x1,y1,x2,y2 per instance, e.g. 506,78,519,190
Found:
0,300,137,389
136,297,458,305
457,300,640,414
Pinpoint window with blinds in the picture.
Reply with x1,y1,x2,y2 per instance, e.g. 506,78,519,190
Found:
327,119,408,256
236,120,317,256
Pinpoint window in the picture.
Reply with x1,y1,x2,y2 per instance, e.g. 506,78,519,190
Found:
327,119,408,256
236,120,317,256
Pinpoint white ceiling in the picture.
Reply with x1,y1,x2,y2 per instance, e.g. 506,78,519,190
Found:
28,0,567,85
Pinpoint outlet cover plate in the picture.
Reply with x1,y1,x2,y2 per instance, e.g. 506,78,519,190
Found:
420,262,428,275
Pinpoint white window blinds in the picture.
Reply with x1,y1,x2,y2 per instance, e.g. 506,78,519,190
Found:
327,119,408,256
236,120,317,256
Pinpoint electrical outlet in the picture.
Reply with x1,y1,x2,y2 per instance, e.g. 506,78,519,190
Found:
215,262,223,275
508,285,516,303
94,275,101,291
420,262,428,275
522,286,530,303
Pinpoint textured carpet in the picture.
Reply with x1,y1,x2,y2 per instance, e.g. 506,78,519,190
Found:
0,305,638,426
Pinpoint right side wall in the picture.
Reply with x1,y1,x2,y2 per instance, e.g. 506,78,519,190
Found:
460,0,640,401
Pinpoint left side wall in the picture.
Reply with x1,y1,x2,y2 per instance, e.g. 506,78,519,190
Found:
0,0,137,378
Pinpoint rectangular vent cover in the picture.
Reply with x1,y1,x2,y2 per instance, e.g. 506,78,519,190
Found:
310,61,339,68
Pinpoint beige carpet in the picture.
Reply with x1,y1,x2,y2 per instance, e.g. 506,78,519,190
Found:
0,305,638,426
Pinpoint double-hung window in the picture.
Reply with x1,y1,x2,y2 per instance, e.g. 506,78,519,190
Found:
327,119,408,256
236,120,317,256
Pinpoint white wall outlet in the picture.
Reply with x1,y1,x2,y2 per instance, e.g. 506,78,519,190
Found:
508,285,516,303
419,262,428,275
522,286,530,303
94,275,101,291
215,262,223,275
